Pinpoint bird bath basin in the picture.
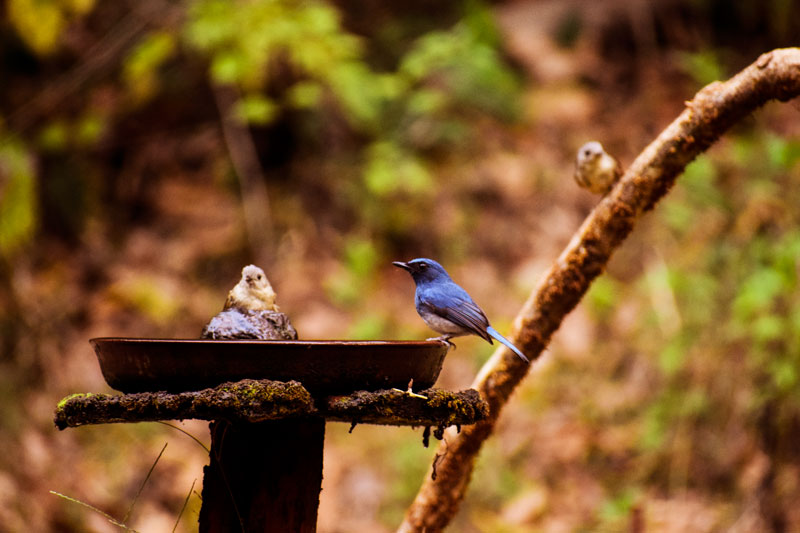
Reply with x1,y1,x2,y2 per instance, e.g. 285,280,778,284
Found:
91,338,448,394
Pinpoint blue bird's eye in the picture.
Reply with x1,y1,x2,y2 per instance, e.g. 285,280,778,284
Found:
418,262,428,270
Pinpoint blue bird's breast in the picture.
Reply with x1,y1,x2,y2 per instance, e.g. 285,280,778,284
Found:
417,306,471,336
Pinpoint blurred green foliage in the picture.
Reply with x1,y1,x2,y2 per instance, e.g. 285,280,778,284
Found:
123,31,177,104
325,235,381,305
677,50,726,86
109,276,181,324
6,0,95,55
0,137,37,258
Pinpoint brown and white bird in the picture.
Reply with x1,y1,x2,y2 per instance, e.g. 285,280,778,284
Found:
224,264,278,312
574,141,622,195
202,265,297,340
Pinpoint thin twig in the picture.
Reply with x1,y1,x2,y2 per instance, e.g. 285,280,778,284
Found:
122,442,168,523
50,491,140,532
172,479,197,533
157,421,210,453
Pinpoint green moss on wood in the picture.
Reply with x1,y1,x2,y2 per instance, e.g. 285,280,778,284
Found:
54,379,316,430
321,388,488,430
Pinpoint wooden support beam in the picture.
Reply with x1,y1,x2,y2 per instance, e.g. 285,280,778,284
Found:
199,418,325,533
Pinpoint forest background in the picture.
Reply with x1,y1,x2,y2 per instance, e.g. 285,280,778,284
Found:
1,0,800,531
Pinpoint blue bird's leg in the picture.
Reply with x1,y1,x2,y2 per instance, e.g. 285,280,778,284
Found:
426,334,457,350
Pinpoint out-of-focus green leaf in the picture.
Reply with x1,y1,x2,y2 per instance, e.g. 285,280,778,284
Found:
639,402,668,451
407,89,447,116
7,0,96,55
109,277,181,323
7,0,66,55
462,0,502,47
347,314,388,340
286,81,323,109
599,487,639,524
63,0,96,14
678,50,725,86
210,51,247,85
234,94,278,125
586,276,619,320
659,339,687,375
123,32,176,104
0,139,37,258
327,62,386,129
751,314,784,343
325,236,381,306
399,21,520,120
364,141,432,196
765,134,800,170
733,268,784,319
38,121,69,152
75,112,106,147
769,358,798,392
662,197,694,234
343,236,379,279
682,155,725,208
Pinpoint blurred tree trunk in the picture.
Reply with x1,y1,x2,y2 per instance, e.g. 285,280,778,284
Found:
214,84,274,265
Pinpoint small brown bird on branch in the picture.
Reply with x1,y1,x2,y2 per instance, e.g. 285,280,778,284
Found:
202,265,297,340
574,141,622,195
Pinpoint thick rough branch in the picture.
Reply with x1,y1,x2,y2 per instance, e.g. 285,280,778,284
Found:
399,48,800,533
54,380,488,430
54,379,314,429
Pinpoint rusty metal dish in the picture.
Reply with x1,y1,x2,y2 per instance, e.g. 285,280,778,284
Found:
91,338,448,394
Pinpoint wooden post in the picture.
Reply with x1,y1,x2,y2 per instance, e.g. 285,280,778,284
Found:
199,418,325,533
54,379,488,532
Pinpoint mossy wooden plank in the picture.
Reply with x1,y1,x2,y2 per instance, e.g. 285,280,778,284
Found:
54,379,314,429
320,388,488,427
54,381,488,429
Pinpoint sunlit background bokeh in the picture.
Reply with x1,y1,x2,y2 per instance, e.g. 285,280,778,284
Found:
1,0,800,531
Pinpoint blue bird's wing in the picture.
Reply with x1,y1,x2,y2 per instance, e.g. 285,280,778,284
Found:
419,284,492,342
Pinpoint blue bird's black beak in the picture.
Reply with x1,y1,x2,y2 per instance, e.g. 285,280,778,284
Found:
392,261,412,272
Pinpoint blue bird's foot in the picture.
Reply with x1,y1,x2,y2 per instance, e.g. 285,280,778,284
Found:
427,335,456,350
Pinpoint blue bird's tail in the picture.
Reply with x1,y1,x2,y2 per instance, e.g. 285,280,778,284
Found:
486,326,529,363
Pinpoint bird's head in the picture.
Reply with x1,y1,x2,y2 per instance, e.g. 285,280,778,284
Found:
577,141,604,165
392,258,450,285
242,264,270,290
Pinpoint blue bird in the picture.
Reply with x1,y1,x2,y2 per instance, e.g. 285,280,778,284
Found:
393,258,529,363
